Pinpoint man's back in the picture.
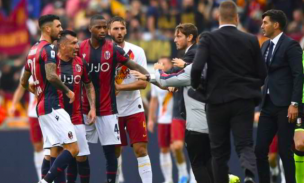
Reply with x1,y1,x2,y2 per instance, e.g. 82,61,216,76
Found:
198,26,266,104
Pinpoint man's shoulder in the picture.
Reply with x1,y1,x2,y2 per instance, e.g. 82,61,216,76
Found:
125,41,145,53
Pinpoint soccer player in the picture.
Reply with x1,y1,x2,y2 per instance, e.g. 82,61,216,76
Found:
79,15,149,183
20,14,79,183
9,73,43,180
57,30,96,183
108,16,152,183
148,57,174,183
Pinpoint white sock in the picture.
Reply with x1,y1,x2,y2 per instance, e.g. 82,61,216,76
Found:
34,151,44,180
189,168,196,183
39,179,47,183
138,155,153,183
160,152,173,183
176,161,188,178
279,158,286,183
270,165,279,176
116,156,124,183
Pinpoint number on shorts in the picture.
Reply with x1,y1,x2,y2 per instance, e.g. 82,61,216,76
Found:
114,124,119,134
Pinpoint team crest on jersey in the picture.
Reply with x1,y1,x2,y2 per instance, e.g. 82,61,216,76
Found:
104,51,111,60
75,64,81,72
68,131,73,139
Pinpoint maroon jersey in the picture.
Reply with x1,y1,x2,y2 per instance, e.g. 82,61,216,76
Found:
25,40,64,116
58,56,91,125
79,39,129,116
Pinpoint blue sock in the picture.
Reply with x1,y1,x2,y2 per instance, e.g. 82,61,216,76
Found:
50,157,66,183
41,158,50,179
67,158,78,183
103,145,117,183
78,158,90,183
44,150,73,183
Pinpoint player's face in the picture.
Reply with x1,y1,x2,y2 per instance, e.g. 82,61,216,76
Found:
159,58,173,72
109,21,127,44
261,16,276,38
90,20,108,42
50,20,63,41
63,35,79,59
174,31,188,50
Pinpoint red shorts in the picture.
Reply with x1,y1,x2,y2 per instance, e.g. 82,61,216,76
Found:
158,124,171,148
29,117,43,143
171,118,186,142
269,135,278,154
118,112,148,146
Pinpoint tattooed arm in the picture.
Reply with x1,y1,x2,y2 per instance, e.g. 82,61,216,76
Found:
45,63,75,103
84,82,96,124
20,70,32,91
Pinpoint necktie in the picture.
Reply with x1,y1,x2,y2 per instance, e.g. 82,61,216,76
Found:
266,41,274,67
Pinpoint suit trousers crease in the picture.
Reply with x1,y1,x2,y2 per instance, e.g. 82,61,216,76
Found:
185,130,213,183
206,99,256,183
255,95,295,183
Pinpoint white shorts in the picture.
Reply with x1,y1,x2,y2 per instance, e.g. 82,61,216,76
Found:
43,124,90,156
39,108,77,149
84,114,121,146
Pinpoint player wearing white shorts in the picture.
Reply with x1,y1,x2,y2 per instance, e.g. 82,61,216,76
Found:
21,15,79,183
108,16,152,183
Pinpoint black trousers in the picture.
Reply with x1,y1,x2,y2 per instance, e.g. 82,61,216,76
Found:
206,99,256,183
185,130,213,183
255,95,295,183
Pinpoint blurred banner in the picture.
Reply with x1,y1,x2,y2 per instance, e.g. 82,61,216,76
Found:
0,0,30,56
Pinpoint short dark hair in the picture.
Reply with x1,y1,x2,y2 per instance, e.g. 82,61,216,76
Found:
58,30,77,43
262,9,287,31
108,16,126,28
38,14,60,28
219,0,238,22
175,23,198,43
90,14,106,26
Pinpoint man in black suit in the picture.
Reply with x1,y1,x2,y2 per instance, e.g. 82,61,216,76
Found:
254,9,303,183
191,1,267,183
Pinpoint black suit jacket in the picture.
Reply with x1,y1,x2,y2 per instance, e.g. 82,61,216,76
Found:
261,34,303,107
191,26,267,105
168,44,197,119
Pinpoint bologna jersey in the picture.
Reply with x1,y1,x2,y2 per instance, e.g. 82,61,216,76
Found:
25,40,64,116
79,39,129,116
115,42,147,117
58,56,91,125
151,84,173,124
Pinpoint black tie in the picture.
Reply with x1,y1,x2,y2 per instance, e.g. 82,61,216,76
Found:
266,41,274,67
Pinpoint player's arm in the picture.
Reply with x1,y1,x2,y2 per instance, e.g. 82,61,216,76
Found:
20,69,35,93
9,84,26,115
84,82,96,124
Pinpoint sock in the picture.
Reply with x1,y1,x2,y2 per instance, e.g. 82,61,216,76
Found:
138,155,153,183
41,158,51,179
189,168,196,183
116,156,124,183
295,153,304,183
67,158,77,183
50,157,66,183
279,158,286,183
176,161,188,178
160,152,172,182
103,145,117,183
270,166,279,176
34,151,44,180
44,150,73,183
78,158,90,183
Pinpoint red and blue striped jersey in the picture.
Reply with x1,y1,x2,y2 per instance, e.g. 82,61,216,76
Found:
79,39,129,116
25,40,64,116
58,56,91,125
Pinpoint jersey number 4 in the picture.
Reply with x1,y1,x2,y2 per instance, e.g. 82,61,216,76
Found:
114,124,119,134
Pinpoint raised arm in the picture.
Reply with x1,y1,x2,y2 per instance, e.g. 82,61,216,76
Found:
155,65,192,87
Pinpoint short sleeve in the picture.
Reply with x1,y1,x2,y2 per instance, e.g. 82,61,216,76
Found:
82,59,91,84
42,44,57,64
114,45,129,64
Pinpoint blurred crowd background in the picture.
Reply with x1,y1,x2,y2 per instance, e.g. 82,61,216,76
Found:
0,0,303,129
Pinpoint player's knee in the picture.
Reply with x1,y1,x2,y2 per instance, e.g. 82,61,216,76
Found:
76,156,87,162
134,145,147,157
65,143,79,157
44,155,51,161
33,141,44,152
161,147,170,153
171,141,184,151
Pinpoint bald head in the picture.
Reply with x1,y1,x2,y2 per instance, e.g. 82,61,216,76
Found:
219,0,238,24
